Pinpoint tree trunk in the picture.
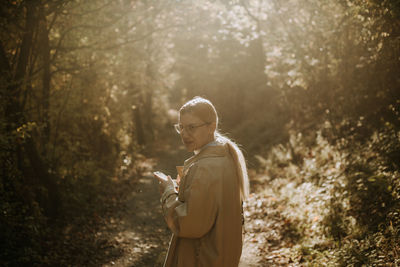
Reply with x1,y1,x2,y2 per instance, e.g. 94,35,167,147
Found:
144,89,154,141
39,5,51,146
5,2,36,123
2,2,60,219
133,106,146,146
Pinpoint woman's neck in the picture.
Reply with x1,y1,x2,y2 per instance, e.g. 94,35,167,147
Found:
194,139,217,155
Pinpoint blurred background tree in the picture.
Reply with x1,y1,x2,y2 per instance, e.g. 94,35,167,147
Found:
1,0,399,265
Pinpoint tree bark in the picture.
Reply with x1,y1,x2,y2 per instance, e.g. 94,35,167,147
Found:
39,5,51,146
144,89,154,141
5,2,36,123
2,2,60,219
133,105,146,146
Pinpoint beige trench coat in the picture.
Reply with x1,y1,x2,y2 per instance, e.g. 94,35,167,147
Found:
160,142,243,267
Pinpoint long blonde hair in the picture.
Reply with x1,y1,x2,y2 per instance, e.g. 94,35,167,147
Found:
180,96,250,200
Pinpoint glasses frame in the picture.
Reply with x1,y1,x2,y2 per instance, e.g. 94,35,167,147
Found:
174,122,210,134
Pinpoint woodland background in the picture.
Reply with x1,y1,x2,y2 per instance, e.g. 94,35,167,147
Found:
1,0,399,266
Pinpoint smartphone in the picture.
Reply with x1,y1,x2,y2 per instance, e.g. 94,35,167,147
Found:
153,171,168,181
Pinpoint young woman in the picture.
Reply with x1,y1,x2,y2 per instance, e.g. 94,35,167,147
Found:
155,96,249,267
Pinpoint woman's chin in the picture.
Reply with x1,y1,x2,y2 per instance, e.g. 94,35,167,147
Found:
185,146,195,152
184,143,195,152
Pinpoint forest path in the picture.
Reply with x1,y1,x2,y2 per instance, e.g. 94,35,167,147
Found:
98,133,263,267
100,171,170,267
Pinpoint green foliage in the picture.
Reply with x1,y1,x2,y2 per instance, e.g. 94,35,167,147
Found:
346,172,393,231
330,123,400,265
0,123,45,265
323,200,348,242
255,119,399,265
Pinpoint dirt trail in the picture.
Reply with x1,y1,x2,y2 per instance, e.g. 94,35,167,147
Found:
98,175,166,266
98,135,262,267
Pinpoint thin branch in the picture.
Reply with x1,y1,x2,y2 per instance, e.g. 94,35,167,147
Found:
66,0,114,16
99,23,188,50
51,77,73,169
47,10,59,33
49,16,123,62
239,0,259,23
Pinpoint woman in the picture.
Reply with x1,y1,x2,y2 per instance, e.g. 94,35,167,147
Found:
156,96,249,267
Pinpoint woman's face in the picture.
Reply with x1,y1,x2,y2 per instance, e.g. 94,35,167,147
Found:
178,112,215,152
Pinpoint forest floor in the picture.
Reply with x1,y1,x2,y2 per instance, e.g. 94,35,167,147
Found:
73,134,299,267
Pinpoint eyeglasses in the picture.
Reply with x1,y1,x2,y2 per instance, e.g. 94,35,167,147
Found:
174,122,210,134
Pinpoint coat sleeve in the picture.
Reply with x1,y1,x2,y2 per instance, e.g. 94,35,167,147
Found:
161,164,218,238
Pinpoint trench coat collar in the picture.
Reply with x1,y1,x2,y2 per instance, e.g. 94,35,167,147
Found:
183,141,227,169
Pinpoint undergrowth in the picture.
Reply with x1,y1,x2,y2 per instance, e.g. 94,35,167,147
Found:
254,122,400,266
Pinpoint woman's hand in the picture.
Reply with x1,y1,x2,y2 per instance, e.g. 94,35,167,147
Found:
156,174,174,195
